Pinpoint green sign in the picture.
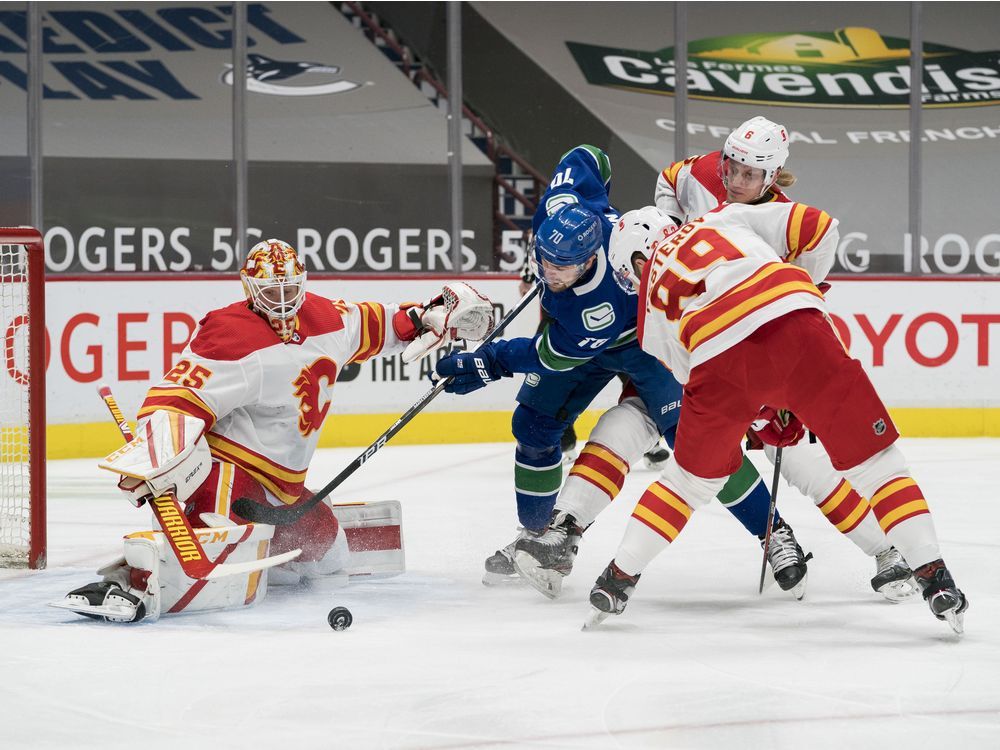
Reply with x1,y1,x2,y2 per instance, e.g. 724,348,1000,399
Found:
568,27,1000,108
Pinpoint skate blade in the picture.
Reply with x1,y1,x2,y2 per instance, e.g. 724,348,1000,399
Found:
482,570,525,587
512,551,563,599
48,599,137,621
791,572,808,601
582,607,611,630
943,608,965,635
878,576,920,603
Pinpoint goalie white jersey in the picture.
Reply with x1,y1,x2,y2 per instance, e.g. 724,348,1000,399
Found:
639,201,838,384
138,293,406,505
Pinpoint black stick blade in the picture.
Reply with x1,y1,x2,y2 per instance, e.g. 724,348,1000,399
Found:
231,497,307,525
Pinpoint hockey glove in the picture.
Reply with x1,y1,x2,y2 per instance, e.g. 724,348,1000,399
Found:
100,411,212,507
435,343,513,394
396,282,495,364
750,406,805,448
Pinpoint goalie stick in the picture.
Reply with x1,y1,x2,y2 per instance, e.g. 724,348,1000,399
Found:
233,282,543,526
96,384,301,579
758,446,783,594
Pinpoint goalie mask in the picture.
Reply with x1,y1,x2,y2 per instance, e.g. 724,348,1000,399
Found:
609,206,678,294
720,116,789,201
240,239,307,342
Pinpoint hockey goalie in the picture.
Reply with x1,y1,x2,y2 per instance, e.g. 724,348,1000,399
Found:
53,239,494,623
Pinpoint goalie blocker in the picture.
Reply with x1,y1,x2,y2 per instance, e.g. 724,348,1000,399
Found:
51,500,404,623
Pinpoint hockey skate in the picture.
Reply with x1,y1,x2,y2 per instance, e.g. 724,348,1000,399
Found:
584,560,641,629
763,519,812,600
642,441,671,471
512,511,584,599
914,559,969,634
870,546,919,602
52,581,146,623
483,528,540,586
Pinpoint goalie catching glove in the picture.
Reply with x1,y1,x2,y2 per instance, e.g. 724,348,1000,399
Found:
393,282,495,364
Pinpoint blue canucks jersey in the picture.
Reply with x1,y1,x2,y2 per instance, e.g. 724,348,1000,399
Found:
494,145,639,374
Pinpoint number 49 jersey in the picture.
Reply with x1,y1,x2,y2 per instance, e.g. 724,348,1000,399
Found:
137,293,405,505
639,201,839,384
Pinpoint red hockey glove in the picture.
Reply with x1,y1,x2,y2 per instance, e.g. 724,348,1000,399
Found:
750,406,805,448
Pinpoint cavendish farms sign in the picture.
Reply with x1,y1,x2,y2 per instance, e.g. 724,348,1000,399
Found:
568,27,1000,108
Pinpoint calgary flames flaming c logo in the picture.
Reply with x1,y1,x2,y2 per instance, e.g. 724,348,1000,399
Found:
293,357,339,437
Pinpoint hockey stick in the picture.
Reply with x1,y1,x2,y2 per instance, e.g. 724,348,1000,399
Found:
97,384,301,579
232,283,543,526
757,446,783,594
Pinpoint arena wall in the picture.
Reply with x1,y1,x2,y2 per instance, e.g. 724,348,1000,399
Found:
23,275,1000,459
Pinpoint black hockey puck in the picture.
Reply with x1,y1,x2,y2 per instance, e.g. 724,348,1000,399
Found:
327,606,353,631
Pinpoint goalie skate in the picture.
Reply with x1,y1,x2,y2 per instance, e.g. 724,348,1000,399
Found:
512,511,583,599
50,582,145,623
871,546,919,602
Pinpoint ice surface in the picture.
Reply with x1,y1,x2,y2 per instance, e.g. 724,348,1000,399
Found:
1,439,998,749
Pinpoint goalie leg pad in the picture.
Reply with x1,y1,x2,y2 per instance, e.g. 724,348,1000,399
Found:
156,524,276,615
332,500,405,578
54,523,283,623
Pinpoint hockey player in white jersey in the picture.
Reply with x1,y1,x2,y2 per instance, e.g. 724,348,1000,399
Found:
58,239,494,623
587,200,968,632
514,118,914,602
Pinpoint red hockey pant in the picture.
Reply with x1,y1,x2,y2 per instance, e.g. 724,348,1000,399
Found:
673,309,899,479
184,461,339,562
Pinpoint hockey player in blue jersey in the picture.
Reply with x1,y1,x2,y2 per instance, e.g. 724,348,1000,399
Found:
436,145,809,594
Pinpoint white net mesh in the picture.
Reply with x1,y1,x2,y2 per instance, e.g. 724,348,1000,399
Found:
0,242,33,567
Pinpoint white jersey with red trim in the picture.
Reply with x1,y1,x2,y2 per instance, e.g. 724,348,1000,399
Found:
654,150,789,223
137,292,405,505
639,201,838,384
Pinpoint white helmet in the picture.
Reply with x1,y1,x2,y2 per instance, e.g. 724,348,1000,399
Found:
722,116,789,196
608,206,678,294
240,239,307,342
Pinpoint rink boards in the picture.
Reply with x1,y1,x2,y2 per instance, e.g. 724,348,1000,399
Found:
21,275,1000,458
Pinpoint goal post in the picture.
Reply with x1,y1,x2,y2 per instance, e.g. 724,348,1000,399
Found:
1,227,46,569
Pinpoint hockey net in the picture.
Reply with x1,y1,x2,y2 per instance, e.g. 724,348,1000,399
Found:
0,228,46,569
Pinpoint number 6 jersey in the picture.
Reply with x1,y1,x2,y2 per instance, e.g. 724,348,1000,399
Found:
639,201,839,384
